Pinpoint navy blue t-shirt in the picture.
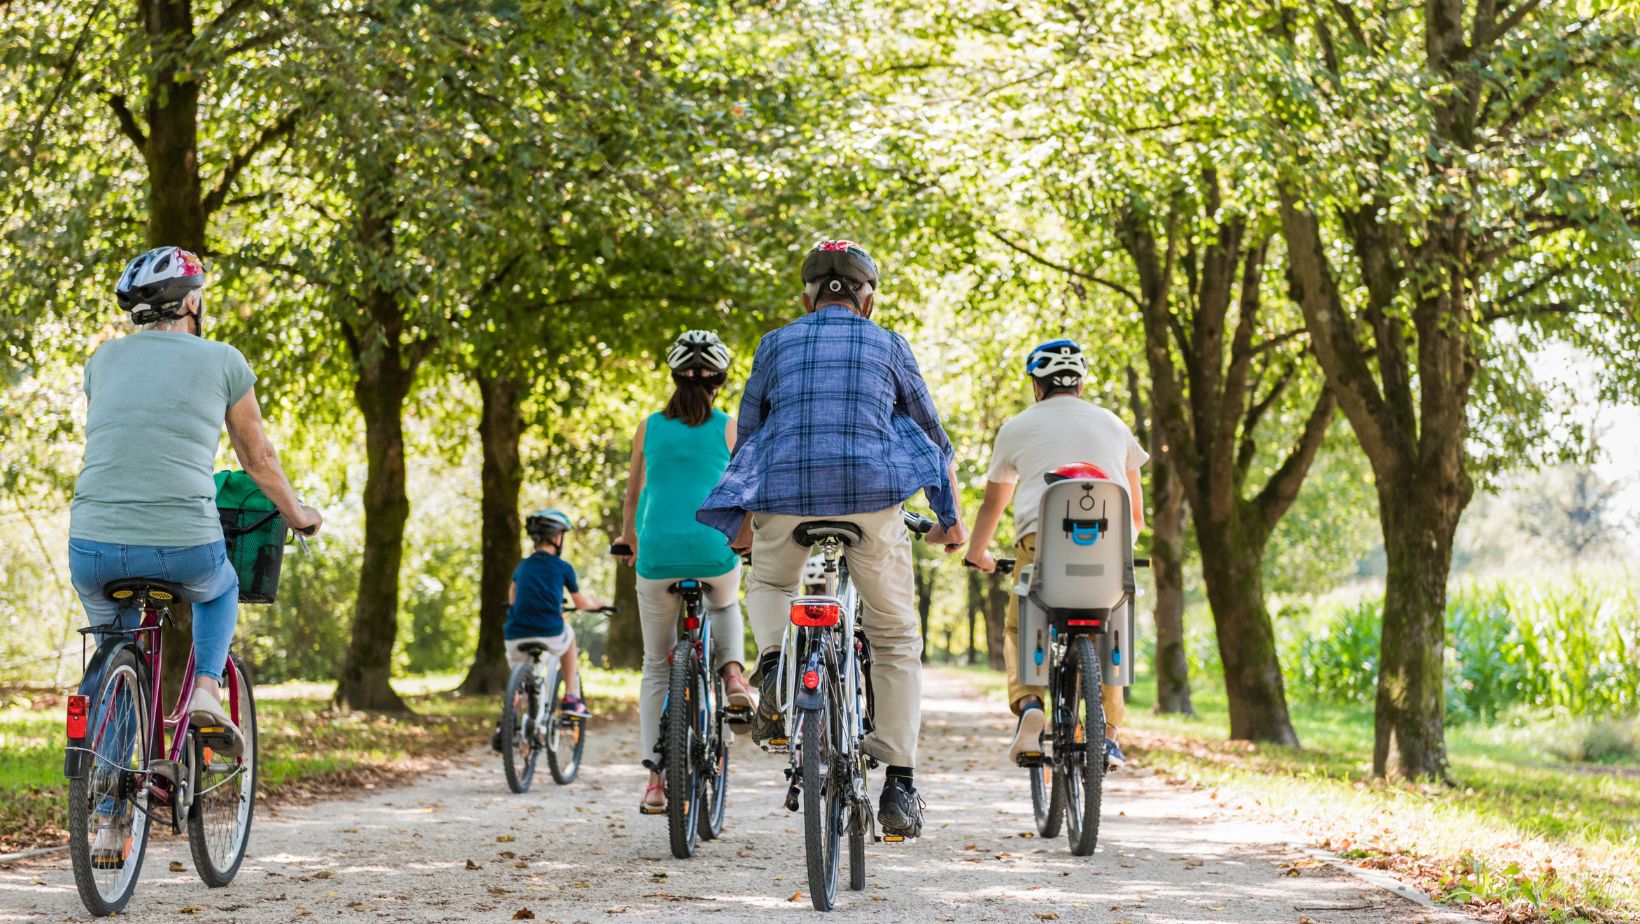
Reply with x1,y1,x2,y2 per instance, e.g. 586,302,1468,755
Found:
505,552,580,640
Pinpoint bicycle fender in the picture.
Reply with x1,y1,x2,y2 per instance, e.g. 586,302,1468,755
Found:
794,662,826,712
65,636,143,779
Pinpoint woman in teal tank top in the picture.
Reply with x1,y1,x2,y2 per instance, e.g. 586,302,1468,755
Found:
614,330,750,814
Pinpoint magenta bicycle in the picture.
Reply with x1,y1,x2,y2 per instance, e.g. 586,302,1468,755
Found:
64,578,257,916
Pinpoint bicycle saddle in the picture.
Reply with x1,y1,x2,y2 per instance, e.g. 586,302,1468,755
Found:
793,520,864,547
667,579,713,595
103,578,189,603
515,641,551,656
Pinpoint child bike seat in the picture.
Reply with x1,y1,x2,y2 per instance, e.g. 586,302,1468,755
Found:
793,520,864,547
103,577,189,603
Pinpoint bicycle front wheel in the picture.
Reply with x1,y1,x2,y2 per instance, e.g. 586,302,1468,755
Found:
501,662,538,793
665,642,702,858
188,653,258,886
801,683,841,911
68,645,152,917
1064,636,1106,857
547,669,585,785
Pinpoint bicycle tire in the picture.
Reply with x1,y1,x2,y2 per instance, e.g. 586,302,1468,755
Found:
665,641,700,858
547,669,584,784
697,672,729,842
1029,760,1065,838
188,653,257,886
847,802,866,891
1064,636,1105,856
68,646,151,917
802,683,841,911
501,662,537,793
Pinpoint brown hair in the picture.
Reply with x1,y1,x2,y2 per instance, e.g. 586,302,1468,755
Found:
663,373,724,427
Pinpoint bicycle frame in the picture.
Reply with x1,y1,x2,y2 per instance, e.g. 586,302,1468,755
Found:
660,581,717,753
70,596,247,833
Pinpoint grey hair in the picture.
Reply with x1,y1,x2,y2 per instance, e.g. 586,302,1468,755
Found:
804,279,874,306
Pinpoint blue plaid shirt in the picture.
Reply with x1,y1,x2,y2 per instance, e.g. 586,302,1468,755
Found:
697,305,959,538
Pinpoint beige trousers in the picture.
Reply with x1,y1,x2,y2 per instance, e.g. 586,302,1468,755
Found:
747,507,922,768
1004,533,1125,737
635,567,743,769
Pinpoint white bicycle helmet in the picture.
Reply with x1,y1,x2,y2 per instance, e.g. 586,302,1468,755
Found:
666,330,731,373
1025,339,1087,389
115,246,206,324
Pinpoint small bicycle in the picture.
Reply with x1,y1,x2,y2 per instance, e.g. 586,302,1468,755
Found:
65,579,257,916
499,606,617,794
766,510,934,911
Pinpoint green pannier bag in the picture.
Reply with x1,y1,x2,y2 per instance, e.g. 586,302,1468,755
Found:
214,470,286,604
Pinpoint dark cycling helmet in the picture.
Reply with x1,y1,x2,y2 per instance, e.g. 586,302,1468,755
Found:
667,330,731,374
116,246,206,324
525,508,573,541
1044,461,1112,484
1026,339,1087,382
801,239,879,311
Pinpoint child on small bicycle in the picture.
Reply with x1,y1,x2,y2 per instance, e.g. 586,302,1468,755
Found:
962,339,1147,769
492,508,606,751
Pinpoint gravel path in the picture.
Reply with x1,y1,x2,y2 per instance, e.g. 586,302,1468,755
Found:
1,670,1470,923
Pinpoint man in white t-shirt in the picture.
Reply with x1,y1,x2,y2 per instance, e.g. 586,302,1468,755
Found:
964,339,1148,766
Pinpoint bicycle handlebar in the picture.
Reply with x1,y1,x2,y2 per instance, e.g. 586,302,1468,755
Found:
963,557,1016,575
566,605,619,616
903,511,935,535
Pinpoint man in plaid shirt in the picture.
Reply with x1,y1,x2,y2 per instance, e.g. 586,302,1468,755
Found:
698,239,965,838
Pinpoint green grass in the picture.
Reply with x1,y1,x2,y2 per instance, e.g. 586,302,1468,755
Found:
944,663,1639,922
0,665,642,854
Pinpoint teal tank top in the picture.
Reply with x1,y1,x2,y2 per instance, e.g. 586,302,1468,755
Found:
636,409,740,580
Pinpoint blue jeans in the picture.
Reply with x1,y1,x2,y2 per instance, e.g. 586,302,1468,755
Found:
67,539,240,683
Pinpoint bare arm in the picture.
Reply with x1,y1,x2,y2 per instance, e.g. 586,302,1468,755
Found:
962,480,1016,571
614,420,646,564
725,415,737,452
225,387,321,533
570,590,605,611
1127,468,1146,537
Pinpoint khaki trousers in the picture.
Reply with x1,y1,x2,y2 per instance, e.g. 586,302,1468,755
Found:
636,567,743,770
1004,533,1125,737
747,507,922,768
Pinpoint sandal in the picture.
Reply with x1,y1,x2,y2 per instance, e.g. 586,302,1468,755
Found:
724,673,755,712
639,780,667,815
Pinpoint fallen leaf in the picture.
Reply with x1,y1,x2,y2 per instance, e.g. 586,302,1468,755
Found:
512,909,535,920
311,870,334,880
466,859,482,870
1036,914,1059,921
169,860,185,872
788,891,803,902
178,907,199,915
497,835,515,843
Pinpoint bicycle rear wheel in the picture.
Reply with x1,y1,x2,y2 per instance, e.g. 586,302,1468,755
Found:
188,653,257,886
547,669,585,784
501,662,538,793
1029,761,1064,838
847,800,866,891
665,641,701,858
1064,636,1106,856
68,646,151,917
697,672,729,842
802,683,841,911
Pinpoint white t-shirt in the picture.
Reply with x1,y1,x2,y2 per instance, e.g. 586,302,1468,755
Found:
983,396,1150,540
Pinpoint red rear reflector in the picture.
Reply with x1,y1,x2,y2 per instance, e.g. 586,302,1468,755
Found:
790,602,841,627
802,670,820,690
67,695,89,738
1066,619,1103,628
684,615,701,630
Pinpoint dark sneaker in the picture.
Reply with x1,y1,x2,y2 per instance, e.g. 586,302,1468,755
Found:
561,695,590,718
1104,738,1126,770
878,776,925,839
1009,704,1046,764
752,665,784,743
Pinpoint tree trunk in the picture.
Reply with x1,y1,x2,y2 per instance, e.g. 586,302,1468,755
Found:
1373,478,1464,779
984,573,1009,669
1150,443,1192,715
336,356,413,711
605,551,643,670
1196,519,1297,745
459,371,525,695
914,553,935,663
141,0,205,252
983,573,1006,671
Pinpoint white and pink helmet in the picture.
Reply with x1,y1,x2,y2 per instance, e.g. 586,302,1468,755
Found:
115,246,206,324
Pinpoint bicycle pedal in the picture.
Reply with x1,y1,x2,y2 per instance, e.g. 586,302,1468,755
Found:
1015,751,1046,767
724,706,754,724
877,834,917,844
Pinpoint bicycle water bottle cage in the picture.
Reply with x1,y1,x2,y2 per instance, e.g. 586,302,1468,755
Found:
1062,518,1108,546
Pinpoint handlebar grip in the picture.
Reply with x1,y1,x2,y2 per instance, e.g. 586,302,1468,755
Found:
1133,557,1151,568
903,512,935,535
996,558,1015,575
609,543,633,557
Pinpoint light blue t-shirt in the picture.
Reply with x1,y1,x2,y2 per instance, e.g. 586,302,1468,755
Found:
637,410,740,580
70,330,257,547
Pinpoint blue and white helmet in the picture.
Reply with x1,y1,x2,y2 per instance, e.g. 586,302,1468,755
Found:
1025,339,1086,388
525,508,573,540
